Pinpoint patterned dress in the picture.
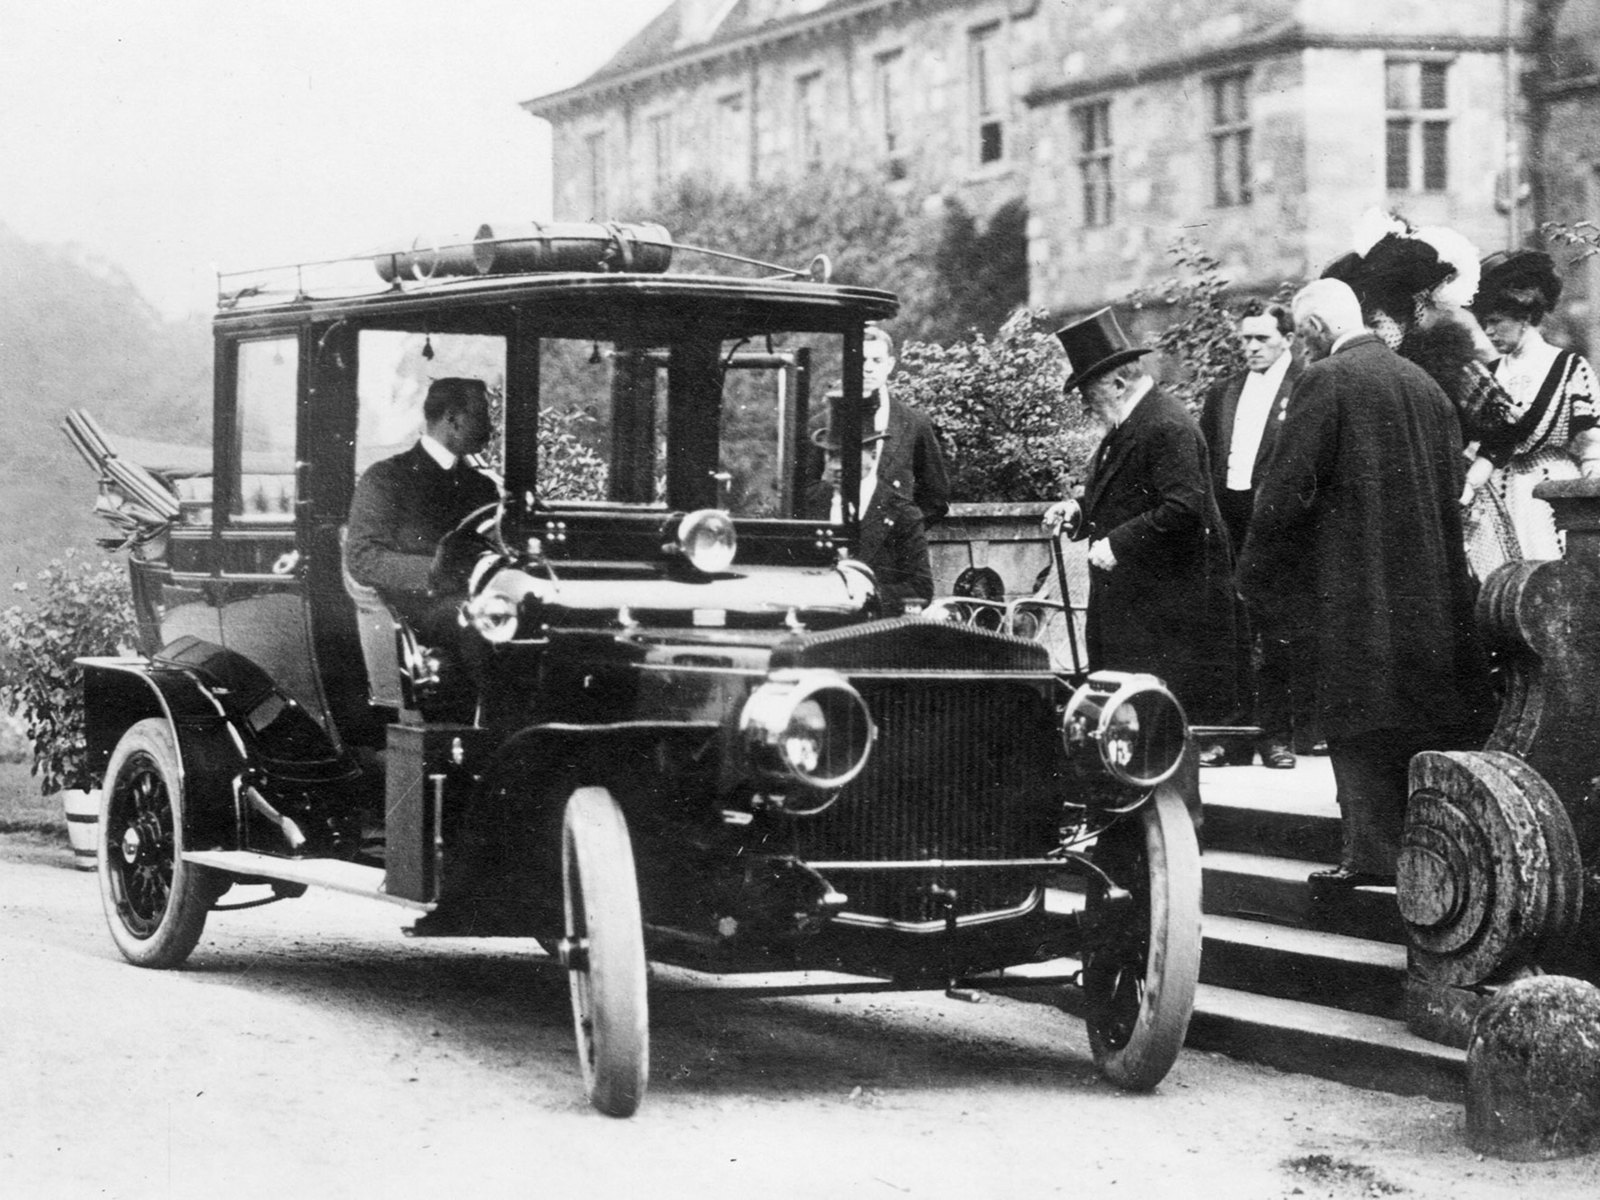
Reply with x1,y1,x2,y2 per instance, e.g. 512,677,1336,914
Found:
1485,329,1599,561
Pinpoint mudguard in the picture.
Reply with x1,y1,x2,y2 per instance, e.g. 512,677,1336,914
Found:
81,636,356,852
80,656,249,852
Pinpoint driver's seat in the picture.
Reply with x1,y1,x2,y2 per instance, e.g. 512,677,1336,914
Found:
338,526,415,711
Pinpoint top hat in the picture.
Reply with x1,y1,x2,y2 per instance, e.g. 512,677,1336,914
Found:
1055,308,1150,392
812,424,888,452
1473,249,1563,319
811,386,890,452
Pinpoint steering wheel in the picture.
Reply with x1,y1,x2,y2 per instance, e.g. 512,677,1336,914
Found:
428,501,504,596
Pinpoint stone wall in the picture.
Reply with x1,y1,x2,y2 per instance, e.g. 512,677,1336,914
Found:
542,0,1049,228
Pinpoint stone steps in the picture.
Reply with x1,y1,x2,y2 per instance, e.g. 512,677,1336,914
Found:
1186,759,1463,1095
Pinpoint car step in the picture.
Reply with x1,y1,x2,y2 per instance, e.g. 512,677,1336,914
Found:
184,850,430,910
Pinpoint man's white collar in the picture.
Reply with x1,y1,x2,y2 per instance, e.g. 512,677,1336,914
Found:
420,433,457,470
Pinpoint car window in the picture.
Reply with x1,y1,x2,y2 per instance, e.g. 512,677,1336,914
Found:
355,331,507,476
539,333,835,519
233,337,299,522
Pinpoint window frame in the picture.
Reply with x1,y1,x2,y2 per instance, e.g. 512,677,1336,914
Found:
1385,57,1452,194
874,48,906,164
582,130,608,218
795,70,825,167
646,111,674,196
1072,98,1114,229
968,22,1005,167
1208,70,1252,208
716,92,747,184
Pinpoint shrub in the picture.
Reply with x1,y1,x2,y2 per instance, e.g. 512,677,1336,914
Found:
1125,238,1248,413
895,309,1099,502
0,550,138,794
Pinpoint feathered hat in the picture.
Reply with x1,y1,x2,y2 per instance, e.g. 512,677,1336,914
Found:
1472,249,1564,320
1320,208,1480,318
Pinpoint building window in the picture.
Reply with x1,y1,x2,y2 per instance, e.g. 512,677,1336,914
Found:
583,131,607,217
969,23,1004,165
1073,100,1113,227
647,113,673,195
874,49,906,169
1209,71,1252,207
795,71,824,166
716,93,746,184
1386,59,1450,192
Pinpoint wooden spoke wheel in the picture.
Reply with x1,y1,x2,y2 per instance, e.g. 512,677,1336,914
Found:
1082,786,1202,1091
1402,750,1582,986
561,786,649,1118
98,718,227,968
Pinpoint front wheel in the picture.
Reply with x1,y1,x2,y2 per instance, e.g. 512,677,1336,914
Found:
561,786,648,1117
1082,785,1202,1090
98,718,227,968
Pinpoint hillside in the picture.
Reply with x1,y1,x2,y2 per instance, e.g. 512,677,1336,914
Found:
0,227,210,586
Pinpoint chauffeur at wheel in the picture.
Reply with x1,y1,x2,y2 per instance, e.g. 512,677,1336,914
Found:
345,376,501,645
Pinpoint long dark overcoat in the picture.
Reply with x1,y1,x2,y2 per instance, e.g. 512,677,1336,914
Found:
1075,385,1238,724
1237,334,1491,739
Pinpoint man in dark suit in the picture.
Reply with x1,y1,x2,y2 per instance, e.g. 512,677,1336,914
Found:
1198,301,1307,769
803,422,932,612
861,324,951,527
1042,309,1238,728
346,376,500,644
1239,280,1492,889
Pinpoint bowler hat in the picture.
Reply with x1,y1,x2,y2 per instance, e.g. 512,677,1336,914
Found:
1055,308,1150,392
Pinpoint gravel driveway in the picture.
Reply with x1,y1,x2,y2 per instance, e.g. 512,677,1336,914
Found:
2,834,1594,1199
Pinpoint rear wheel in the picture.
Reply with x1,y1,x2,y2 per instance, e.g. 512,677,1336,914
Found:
561,785,648,1117
98,718,227,968
1082,786,1202,1090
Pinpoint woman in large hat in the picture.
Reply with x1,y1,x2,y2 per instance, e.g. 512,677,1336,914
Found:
1469,249,1600,560
1320,210,1526,576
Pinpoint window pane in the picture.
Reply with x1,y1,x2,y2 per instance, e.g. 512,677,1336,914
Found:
1237,129,1252,203
1422,121,1448,190
980,120,1003,164
584,133,606,217
1385,60,1414,109
876,51,904,155
234,338,299,520
1420,62,1447,110
970,26,997,115
1386,120,1410,190
355,332,506,478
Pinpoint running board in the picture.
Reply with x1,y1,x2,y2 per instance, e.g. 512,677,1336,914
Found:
183,850,433,912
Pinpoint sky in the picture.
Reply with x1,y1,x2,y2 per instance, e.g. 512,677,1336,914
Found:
1,0,672,317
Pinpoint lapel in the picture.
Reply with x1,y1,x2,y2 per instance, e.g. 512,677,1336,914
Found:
879,394,910,488
1083,388,1158,518
858,484,894,557
1249,358,1299,475
1215,374,1245,458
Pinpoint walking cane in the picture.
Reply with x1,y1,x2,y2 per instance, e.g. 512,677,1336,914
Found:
1048,528,1085,674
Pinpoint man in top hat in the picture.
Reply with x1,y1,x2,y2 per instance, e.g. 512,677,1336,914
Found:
1042,308,1238,732
802,414,932,612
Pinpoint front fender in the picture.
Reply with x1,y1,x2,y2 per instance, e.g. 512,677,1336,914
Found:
80,656,246,851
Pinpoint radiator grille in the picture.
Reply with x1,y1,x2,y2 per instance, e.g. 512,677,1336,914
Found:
792,679,1061,922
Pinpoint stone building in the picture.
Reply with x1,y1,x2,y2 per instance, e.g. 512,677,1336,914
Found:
524,0,1599,350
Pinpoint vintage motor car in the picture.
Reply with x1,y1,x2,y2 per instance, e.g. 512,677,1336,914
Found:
69,221,1202,1117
